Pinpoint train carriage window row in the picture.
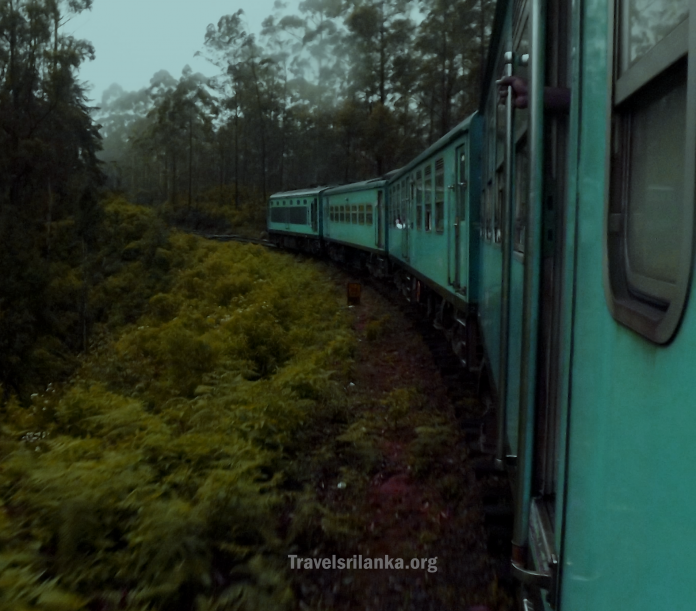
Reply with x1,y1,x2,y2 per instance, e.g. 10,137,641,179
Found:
329,204,374,225
270,201,309,225
605,0,695,343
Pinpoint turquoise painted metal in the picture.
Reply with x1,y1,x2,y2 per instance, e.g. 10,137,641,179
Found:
266,1,696,608
322,177,390,255
387,113,482,312
267,187,325,239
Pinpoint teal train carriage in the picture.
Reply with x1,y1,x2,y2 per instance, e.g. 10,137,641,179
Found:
322,176,390,274
386,114,482,367
480,0,696,609
267,187,325,252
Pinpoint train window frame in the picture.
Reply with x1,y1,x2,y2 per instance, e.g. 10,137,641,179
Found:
435,158,445,233
351,204,358,224
366,204,373,225
359,204,365,225
402,180,409,228
415,170,423,231
514,138,528,255
424,165,433,232
604,1,696,344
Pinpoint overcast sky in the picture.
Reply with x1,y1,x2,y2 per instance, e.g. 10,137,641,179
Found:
67,0,282,105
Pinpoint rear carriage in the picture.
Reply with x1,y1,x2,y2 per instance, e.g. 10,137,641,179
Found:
267,187,325,252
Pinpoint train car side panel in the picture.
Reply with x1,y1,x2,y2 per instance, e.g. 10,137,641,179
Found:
561,0,696,610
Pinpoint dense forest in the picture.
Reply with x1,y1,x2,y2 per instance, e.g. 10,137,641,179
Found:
0,0,495,396
0,1,502,608
98,0,496,210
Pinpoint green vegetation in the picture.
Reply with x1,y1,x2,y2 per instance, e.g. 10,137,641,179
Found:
0,198,356,610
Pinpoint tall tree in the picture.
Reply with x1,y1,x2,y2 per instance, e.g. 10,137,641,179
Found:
0,0,103,393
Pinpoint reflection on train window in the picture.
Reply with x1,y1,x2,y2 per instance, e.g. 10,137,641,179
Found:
425,165,433,232
514,141,528,254
626,73,686,298
435,158,445,233
607,0,694,343
359,205,365,225
620,0,688,74
351,205,358,224
366,204,373,225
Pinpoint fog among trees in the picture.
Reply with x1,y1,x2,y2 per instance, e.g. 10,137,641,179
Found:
96,0,496,210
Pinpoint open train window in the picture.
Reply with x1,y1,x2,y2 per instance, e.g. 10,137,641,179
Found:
605,0,695,343
495,169,504,244
514,139,528,254
425,165,433,231
402,180,410,228
435,158,445,233
485,182,493,242
416,170,423,230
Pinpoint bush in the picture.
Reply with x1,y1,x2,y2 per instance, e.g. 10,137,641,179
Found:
0,221,354,610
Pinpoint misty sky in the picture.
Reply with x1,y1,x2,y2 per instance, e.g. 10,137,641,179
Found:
68,0,281,105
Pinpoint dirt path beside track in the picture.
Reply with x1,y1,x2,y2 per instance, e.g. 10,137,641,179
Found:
288,274,514,611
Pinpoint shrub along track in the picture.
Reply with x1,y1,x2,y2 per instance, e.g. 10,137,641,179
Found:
286,264,514,611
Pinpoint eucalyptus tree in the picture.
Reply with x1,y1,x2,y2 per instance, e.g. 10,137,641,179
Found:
203,10,285,203
137,68,216,208
342,0,416,174
415,0,495,140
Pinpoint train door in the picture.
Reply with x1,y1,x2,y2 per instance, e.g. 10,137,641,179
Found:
511,0,571,607
311,198,318,232
454,141,468,290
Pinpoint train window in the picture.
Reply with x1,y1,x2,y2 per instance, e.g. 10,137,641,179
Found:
424,165,433,232
415,170,423,230
359,205,365,225
495,169,504,244
514,140,528,254
488,95,496,175
338,205,343,223
435,159,445,233
485,183,493,242
606,1,694,343
402,181,409,228
351,205,358,224
619,0,688,75
366,204,373,225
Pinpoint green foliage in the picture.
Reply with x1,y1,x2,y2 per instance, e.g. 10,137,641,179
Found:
0,223,355,609
364,314,391,341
